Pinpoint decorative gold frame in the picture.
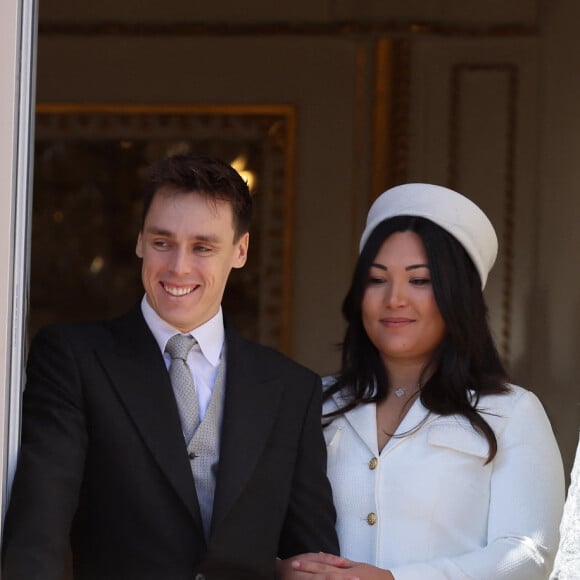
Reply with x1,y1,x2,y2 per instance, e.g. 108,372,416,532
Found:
33,103,296,354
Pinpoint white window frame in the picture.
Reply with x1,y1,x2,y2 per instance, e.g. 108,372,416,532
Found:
0,0,37,535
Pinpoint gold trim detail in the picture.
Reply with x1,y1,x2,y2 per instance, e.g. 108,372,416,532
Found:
370,39,411,200
371,37,394,198
390,39,411,187
351,41,368,259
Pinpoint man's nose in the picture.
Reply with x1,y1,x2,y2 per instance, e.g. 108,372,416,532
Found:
169,247,191,274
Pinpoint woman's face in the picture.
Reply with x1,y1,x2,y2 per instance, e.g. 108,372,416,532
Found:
362,230,446,370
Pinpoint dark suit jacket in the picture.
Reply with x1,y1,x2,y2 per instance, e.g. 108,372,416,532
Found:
2,306,338,580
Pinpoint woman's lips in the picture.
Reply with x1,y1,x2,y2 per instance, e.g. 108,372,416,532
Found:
380,317,414,327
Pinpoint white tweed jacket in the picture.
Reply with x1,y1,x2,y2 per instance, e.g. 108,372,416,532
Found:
323,381,565,580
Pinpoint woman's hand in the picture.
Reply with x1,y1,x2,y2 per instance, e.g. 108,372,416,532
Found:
277,553,394,580
277,553,355,579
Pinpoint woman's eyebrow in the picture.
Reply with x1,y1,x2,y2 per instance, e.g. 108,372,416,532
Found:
370,262,387,271
369,262,429,271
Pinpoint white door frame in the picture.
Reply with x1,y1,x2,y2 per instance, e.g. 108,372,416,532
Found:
0,0,37,533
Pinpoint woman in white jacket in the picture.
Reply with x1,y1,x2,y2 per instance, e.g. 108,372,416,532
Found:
283,184,565,580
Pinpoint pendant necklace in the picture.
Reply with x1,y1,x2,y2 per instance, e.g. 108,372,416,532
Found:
393,385,420,398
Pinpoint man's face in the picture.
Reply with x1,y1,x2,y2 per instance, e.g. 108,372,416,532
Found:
136,188,249,332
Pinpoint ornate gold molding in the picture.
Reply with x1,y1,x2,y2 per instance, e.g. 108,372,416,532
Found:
370,38,411,200
371,37,394,199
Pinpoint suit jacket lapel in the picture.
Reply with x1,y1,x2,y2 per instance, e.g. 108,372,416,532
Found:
95,306,203,527
211,325,283,532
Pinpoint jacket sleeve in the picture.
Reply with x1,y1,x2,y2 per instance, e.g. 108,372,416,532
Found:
2,325,88,580
277,373,339,557
390,390,565,580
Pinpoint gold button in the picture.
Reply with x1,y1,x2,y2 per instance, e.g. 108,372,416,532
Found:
368,457,378,470
367,512,377,526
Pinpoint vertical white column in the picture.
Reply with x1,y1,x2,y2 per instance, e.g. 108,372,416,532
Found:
0,0,37,531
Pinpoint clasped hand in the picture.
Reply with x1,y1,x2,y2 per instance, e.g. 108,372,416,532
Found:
277,552,394,580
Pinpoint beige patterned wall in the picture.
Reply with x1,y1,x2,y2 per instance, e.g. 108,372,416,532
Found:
406,34,580,475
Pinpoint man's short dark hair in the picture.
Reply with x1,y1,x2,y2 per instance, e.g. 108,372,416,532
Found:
142,153,253,240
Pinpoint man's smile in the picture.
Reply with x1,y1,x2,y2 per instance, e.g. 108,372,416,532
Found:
161,282,199,297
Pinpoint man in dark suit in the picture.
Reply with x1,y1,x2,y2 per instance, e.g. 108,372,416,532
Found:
2,153,338,580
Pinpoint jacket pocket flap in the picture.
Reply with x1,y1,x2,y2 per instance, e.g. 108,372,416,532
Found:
427,421,488,458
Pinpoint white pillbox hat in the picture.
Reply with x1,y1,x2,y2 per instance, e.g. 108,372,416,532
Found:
359,183,498,288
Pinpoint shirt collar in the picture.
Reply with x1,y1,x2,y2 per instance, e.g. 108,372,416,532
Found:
140,295,224,367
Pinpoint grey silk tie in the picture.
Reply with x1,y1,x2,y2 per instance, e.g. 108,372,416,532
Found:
165,334,200,443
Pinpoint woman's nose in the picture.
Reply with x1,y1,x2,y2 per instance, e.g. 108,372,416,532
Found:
384,280,406,307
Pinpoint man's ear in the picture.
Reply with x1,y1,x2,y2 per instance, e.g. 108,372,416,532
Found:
232,232,249,269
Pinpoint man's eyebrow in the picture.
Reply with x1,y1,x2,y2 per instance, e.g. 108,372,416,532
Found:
194,234,221,244
144,227,221,244
144,226,172,236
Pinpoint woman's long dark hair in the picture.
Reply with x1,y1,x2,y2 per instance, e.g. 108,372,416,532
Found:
324,216,509,462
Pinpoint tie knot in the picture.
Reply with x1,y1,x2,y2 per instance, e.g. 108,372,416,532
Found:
165,334,196,361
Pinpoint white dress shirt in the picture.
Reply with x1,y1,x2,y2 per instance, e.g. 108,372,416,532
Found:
323,380,565,580
141,296,224,421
